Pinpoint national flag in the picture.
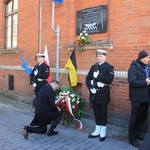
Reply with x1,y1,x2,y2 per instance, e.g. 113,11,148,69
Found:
64,49,77,87
44,45,52,82
20,56,32,75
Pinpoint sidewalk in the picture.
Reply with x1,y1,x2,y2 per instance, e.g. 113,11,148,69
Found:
0,96,139,150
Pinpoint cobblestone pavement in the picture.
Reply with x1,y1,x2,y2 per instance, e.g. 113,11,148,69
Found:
0,96,139,150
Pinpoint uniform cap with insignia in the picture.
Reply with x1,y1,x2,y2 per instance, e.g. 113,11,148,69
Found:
36,53,45,58
96,49,108,56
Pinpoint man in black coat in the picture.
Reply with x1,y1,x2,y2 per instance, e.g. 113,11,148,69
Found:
23,80,62,140
30,53,50,106
86,49,114,141
128,50,150,148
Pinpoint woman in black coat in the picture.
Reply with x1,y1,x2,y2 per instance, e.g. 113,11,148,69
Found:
23,80,62,140
128,50,150,148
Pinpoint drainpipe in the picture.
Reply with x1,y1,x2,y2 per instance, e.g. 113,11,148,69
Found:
51,1,60,81
38,0,43,53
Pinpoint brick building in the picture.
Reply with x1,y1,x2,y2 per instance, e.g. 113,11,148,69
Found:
0,0,150,127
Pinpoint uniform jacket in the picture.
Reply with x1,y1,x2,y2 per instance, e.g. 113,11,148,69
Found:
34,84,59,126
86,61,114,104
128,59,150,102
30,62,49,96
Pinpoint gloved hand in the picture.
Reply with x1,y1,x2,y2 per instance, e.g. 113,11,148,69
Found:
34,69,38,76
90,88,96,94
91,80,94,85
37,78,42,81
97,82,104,87
93,70,99,78
32,83,37,87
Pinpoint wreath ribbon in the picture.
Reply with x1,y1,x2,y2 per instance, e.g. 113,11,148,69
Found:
55,93,83,130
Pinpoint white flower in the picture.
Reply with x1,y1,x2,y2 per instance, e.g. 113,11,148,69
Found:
67,91,70,94
70,94,75,98
72,105,75,109
85,33,88,36
81,36,84,39
76,100,80,104
59,92,62,95
62,99,66,103
72,98,76,102
80,33,83,36
83,30,86,33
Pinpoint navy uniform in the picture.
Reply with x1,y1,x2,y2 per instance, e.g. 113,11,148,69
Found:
30,53,50,106
23,80,62,139
86,49,114,141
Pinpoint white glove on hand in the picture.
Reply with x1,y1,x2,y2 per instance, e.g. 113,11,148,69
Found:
91,80,94,85
32,83,37,87
34,69,38,76
90,88,96,94
97,82,104,87
37,78,42,81
93,70,99,78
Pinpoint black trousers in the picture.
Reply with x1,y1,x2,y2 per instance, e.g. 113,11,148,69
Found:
29,113,62,134
128,101,149,140
92,103,108,126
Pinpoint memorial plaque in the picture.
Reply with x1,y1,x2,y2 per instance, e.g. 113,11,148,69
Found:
76,5,107,35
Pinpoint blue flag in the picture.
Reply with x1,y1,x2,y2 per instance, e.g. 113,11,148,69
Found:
20,56,32,75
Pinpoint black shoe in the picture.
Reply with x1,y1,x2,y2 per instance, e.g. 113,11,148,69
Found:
135,132,145,140
47,130,58,136
99,136,106,141
129,139,140,148
23,126,29,140
88,134,99,138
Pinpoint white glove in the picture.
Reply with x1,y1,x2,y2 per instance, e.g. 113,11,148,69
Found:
37,78,42,81
97,82,104,87
32,83,37,87
93,70,99,78
34,69,38,76
90,88,96,94
91,80,94,85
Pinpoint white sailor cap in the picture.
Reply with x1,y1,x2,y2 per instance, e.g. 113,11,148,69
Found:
96,49,108,56
36,53,45,58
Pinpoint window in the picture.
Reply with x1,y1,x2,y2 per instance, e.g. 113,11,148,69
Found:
5,0,18,49
8,74,14,90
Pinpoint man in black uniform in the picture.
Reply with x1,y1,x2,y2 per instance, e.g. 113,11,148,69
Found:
23,80,62,140
86,49,114,141
128,50,150,148
30,53,50,106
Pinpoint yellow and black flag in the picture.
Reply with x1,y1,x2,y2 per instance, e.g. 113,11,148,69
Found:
65,49,77,87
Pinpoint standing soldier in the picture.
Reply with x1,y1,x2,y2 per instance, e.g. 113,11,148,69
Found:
30,53,50,106
86,49,114,141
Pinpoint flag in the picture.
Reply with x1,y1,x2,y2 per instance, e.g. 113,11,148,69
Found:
20,56,32,75
44,45,52,82
65,49,77,87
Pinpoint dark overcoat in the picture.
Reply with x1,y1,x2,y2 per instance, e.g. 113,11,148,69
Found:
32,84,60,126
128,60,150,102
86,61,114,104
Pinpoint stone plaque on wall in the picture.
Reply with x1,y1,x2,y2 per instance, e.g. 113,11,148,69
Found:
76,5,107,35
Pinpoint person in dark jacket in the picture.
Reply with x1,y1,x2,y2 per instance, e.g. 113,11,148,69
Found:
86,49,114,141
128,50,150,148
30,53,50,106
23,80,62,140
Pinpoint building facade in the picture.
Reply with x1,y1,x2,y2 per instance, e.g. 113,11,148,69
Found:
0,0,150,126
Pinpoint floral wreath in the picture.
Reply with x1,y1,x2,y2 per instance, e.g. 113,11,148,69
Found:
55,85,85,128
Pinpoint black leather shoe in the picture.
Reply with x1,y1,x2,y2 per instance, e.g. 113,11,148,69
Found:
23,126,29,140
99,136,106,141
88,134,99,138
129,139,140,148
47,130,58,136
135,132,145,140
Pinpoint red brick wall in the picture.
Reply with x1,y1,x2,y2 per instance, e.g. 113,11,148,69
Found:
0,0,150,126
